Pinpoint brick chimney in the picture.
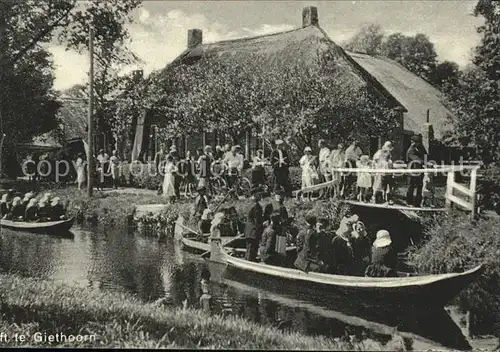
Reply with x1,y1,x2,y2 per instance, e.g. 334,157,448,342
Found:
302,6,319,27
187,29,203,48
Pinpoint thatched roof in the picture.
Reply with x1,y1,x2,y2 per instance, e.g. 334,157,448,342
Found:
163,25,403,109
159,9,453,139
347,52,453,138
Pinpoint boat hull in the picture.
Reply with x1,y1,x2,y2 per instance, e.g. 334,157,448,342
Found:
0,217,75,234
219,260,481,308
176,221,482,307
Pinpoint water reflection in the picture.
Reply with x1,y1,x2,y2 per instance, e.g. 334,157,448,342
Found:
0,227,484,350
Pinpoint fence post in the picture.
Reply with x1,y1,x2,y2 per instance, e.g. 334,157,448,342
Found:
445,170,454,210
469,168,478,222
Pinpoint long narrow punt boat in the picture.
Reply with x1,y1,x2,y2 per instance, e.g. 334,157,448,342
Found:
0,217,75,234
176,218,482,306
217,252,482,307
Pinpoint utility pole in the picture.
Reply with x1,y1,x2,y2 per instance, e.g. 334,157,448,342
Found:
0,2,6,179
87,24,95,198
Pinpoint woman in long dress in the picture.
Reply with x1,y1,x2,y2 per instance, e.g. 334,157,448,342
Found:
163,155,178,202
299,146,316,201
109,150,120,189
76,153,86,189
372,149,391,203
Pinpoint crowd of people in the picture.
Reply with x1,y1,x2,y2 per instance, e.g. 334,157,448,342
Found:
157,133,433,208
156,143,249,202
191,184,397,277
295,134,434,208
0,189,68,222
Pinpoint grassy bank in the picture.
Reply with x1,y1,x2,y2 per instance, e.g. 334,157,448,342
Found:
0,273,400,349
407,213,500,337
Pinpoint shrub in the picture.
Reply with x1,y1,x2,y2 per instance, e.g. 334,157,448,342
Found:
136,202,193,237
408,213,500,337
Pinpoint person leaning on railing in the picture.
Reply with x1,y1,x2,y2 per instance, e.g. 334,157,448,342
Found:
406,134,428,207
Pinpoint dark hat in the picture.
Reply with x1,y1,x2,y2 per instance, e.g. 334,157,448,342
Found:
251,186,263,195
411,134,422,142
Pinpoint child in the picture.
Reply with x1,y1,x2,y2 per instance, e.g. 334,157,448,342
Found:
356,155,372,202
421,172,435,208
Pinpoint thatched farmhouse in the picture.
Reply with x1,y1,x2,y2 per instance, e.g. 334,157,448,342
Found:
133,6,453,161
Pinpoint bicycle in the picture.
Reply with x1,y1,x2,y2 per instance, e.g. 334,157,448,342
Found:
221,167,252,198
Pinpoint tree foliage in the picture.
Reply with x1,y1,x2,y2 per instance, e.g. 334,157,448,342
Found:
0,0,142,176
345,24,452,84
343,23,384,55
150,53,399,158
443,0,500,163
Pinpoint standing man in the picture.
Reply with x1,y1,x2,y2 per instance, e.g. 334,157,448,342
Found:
169,146,181,198
197,145,214,193
223,145,244,190
344,140,363,199
406,134,428,207
244,187,264,262
271,139,290,196
259,212,283,266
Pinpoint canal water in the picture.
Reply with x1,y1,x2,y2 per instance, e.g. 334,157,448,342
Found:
0,226,495,350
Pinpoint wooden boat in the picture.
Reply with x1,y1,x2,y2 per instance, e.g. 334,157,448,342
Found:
175,220,482,307
0,217,75,234
174,217,297,257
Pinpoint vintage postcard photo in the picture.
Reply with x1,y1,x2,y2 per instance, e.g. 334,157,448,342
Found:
0,0,499,349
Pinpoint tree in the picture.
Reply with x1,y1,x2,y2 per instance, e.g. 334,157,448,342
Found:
443,0,500,163
0,0,141,176
344,24,384,55
381,33,438,81
345,24,442,83
431,60,460,87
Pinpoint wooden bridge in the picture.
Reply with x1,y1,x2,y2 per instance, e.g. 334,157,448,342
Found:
292,165,481,221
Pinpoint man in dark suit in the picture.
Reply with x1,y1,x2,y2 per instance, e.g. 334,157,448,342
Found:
197,146,214,193
259,212,283,266
270,139,290,196
244,187,264,262
169,146,181,198
406,134,428,207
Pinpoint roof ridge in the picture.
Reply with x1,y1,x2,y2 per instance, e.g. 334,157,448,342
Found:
201,26,310,47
